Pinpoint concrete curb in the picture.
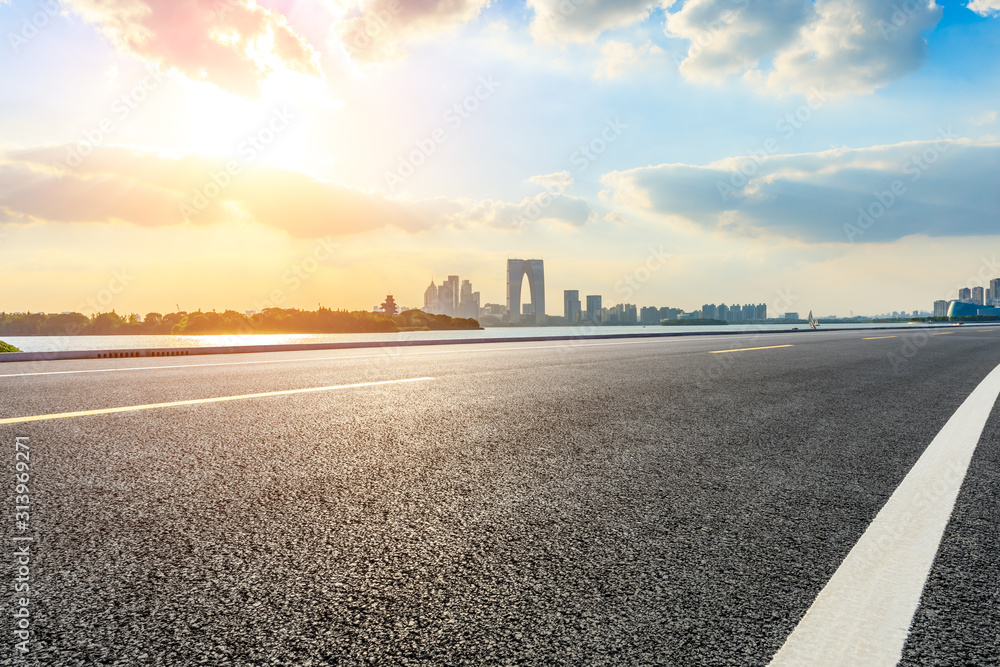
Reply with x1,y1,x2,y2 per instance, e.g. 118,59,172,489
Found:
0,324,991,363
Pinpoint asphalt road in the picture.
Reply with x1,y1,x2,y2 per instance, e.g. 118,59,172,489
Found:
1,326,998,666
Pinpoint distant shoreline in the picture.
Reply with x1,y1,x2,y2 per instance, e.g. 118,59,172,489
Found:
0,308,481,336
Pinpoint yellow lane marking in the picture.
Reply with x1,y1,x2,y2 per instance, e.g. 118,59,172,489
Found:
709,345,794,354
932,332,956,336
0,377,435,425
863,336,898,340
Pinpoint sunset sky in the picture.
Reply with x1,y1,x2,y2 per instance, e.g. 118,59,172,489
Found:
2,0,999,317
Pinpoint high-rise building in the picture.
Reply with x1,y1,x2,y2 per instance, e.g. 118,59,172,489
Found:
958,287,972,303
459,280,480,319
972,286,985,305
423,281,439,314
933,300,950,317
586,295,602,323
640,306,660,324
990,278,1000,306
506,259,545,325
563,290,581,323
701,304,717,320
446,275,460,314
438,280,455,316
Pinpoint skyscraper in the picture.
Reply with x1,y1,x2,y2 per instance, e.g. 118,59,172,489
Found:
563,290,581,323
972,286,985,305
506,259,545,325
991,278,1000,306
586,295,602,323
438,280,455,316
446,275,460,314
459,280,480,319
933,300,949,317
959,287,972,303
423,281,439,314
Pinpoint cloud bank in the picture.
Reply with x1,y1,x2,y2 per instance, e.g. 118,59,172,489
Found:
0,146,592,237
603,137,1000,242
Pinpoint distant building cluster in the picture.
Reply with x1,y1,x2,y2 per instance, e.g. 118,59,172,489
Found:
939,277,1000,318
956,278,1000,306
698,303,767,322
413,259,791,326
423,275,480,319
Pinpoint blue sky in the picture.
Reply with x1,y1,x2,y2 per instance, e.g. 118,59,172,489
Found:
1,0,999,317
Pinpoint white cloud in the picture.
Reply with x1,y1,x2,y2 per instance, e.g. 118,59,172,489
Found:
456,192,595,229
968,0,1000,16
527,170,575,192
594,40,665,79
337,0,491,63
602,136,1000,242
972,110,998,126
527,0,674,44
764,0,943,97
666,0,813,81
667,0,943,97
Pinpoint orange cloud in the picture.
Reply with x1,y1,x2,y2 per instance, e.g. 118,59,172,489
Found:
65,0,321,95
2,146,593,237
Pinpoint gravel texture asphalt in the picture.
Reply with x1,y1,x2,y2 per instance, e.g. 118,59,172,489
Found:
1,327,998,666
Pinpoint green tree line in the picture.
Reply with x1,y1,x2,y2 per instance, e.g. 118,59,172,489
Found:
0,308,480,336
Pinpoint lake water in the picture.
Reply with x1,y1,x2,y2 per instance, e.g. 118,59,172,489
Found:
1,322,951,353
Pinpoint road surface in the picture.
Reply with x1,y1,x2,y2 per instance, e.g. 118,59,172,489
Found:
1,327,998,665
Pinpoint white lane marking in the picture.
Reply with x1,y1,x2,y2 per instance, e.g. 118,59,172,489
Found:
770,361,1000,666
0,377,435,425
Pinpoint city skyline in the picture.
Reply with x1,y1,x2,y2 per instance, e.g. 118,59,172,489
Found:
2,2,1000,317
410,258,994,322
